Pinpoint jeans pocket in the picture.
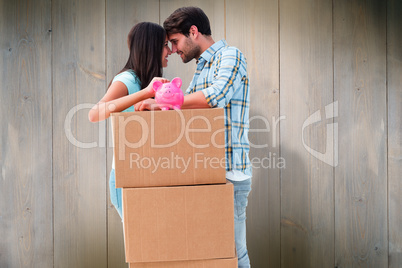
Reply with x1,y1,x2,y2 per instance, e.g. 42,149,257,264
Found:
235,190,250,221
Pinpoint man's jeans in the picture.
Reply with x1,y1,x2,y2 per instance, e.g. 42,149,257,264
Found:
229,178,252,268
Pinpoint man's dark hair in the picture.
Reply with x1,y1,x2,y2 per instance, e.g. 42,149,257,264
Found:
163,6,211,36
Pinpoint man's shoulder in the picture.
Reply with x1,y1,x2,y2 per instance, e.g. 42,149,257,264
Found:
215,44,247,65
218,44,242,54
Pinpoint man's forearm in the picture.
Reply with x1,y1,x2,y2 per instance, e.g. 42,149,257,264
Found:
181,91,211,109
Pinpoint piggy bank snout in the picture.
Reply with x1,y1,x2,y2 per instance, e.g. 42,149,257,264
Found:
161,86,179,96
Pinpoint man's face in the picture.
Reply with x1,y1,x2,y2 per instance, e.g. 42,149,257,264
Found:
168,32,200,63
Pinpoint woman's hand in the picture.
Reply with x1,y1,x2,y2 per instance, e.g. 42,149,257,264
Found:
88,78,169,122
134,99,163,111
145,77,170,97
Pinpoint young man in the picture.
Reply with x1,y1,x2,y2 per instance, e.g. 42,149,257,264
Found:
135,6,252,267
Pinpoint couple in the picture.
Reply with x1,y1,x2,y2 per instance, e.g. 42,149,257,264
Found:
89,7,252,268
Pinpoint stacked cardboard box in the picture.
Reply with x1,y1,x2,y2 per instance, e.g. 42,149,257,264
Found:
111,109,237,267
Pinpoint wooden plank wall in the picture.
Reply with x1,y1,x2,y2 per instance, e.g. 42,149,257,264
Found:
334,1,388,267
52,0,107,267
0,0,53,267
0,0,401,267
280,0,334,267
387,0,402,267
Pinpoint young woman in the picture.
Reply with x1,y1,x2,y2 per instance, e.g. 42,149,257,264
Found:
89,22,171,122
88,22,171,218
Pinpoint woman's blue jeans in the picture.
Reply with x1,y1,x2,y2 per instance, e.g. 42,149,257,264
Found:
109,169,123,219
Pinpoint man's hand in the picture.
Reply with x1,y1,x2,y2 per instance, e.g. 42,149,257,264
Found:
181,91,211,109
134,99,162,111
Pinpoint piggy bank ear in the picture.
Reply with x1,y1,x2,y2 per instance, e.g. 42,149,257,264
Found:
171,77,182,88
153,81,163,92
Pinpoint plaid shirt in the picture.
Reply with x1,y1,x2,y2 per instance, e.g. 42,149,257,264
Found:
186,39,251,177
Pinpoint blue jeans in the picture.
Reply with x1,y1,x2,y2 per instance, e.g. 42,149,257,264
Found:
229,178,252,268
109,169,123,219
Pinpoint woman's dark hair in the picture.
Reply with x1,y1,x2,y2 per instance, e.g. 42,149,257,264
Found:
115,22,166,89
163,7,211,37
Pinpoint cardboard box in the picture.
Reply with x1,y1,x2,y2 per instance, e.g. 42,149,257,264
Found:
123,182,235,263
129,255,238,268
111,108,226,188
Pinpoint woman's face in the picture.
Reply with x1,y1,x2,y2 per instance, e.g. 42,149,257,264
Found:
161,37,172,68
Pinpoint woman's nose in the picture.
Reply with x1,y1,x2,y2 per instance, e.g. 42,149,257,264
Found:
171,44,177,53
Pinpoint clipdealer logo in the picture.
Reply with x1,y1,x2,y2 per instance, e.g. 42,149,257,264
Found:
129,152,226,174
64,101,338,170
302,101,338,167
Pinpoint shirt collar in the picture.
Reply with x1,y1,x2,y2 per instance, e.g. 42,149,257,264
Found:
197,39,227,64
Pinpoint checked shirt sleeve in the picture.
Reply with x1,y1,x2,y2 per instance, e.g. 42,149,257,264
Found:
201,47,246,108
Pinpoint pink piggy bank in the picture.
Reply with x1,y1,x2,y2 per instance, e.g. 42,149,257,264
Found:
152,77,184,110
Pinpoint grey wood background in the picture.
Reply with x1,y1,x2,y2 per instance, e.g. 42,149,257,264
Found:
0,0,400,267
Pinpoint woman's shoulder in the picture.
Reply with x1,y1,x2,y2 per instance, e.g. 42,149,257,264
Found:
113,69,139,82
112,69,141,94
